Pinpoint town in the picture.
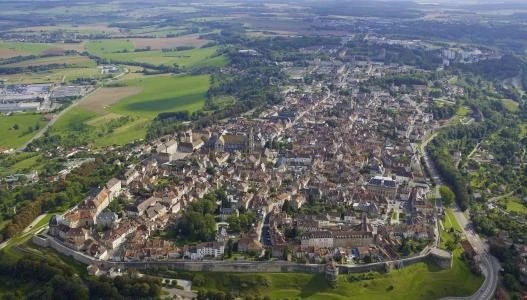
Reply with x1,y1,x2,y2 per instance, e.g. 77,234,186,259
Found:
35,40,449,272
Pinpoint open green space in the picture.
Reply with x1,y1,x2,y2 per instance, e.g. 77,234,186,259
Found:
1,213,53,262
168,254,482,300
3,55,96,68
0,41,59,57
0,113,47,149
439,208,463,250
1,67,102,84
0,153,44,177
86,40,226,68
503,196,527,214
85,39,134,54
501,99,520,112
445,209,462,231
110,74,210,117
51,74,209,147
452,105,470,123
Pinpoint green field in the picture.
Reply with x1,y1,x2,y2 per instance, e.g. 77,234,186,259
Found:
0,113,47,149
85,39,134,54
0,41,58,57
1,67,102,84
504,196,527,214
0,153,44,177
170,255,482,300
51,74,210,147
86,40,226,67
110,74,210,117
501,99,520,112
3,55,96,68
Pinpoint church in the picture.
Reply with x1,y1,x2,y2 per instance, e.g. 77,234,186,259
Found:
205,128,254,154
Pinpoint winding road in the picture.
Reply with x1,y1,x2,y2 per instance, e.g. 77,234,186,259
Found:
419,130,500,300
18,68,129,151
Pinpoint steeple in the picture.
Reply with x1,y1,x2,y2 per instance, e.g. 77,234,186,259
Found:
248,127,254,153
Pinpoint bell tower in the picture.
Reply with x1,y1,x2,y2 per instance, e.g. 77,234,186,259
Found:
247,127,254,154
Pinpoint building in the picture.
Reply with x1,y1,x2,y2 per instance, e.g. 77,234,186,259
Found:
184,242,225,260
366,176,398,199
106,178,122,201
205,129,254,154
155,140,178,163
97,212,119,227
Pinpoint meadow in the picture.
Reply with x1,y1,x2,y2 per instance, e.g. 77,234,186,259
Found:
50,74,210,147
109,74,210,117
503,196,527,214
0,113,47,149
501,98,520,112
1,67,102,84
0,41,57,58
86,39,226,68
3,55,96,68
165,254,482,300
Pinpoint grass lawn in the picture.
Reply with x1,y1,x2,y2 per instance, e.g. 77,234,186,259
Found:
1,213,53,262
174,255,482,300
444,209,462,231
51,74,210,147
0,113,47,149
452,105,471,123
2,154,43,174
501,99,519,112
504,196,527,214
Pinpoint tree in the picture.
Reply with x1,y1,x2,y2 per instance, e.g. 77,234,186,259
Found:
439,185,455,207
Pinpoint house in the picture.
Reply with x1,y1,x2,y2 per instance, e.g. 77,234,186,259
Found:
126,196,160,216
155,140,178,163
97,212,119,227
90,188,111,215
219,207,238,221
106,178,122,201
237,233,263,253
122,168,139,186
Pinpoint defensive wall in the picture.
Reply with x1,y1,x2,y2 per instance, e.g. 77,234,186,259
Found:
33,234,453,274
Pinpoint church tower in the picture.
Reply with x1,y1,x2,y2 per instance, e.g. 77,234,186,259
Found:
247,127,254,154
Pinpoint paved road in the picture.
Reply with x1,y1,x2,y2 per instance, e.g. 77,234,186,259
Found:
0,213,48,250
17,87,98,151
18,68,129,151
441,254,500,300
420,131,500,300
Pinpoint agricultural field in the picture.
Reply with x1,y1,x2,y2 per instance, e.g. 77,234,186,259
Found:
0,41,82,59
2,55,96,68
86,39,226,68
110,74,210,117
50,74,210,147
10,23,119,35
78,86,143,114
0,67,102,84
85,39,134,54
0,113,47,149
130,34,211,49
